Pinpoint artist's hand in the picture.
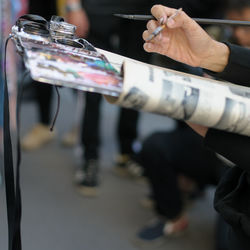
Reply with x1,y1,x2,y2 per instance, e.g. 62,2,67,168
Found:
66,9,89,38
143,5,229,72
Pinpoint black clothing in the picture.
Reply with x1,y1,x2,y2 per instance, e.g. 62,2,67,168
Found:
28,0,56,125
117,108,139,155
206,43,250,89
140,124,225,219
81,92,101,160
36,83,53,125
81,1,151,160
204,43,250,249
82,0,224,17
215,215,230,250
29,0,56,20
82,0,151,16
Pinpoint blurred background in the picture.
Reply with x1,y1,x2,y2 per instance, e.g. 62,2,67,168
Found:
1,0,249,249
0,93,216,250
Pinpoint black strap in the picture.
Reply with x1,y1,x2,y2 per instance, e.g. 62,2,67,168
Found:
3,18,62,249
4,36,22,250
3,15,63,250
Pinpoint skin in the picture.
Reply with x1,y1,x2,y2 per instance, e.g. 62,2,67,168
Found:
142,5,231,137
65,0,89,38
143,5,230,72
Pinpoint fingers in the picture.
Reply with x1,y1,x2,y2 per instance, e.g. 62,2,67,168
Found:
143,5,183,43
143,19,165,41
143,40,168,54
142,4,192,53
146,20,158,33
143,42,158,53
151,4,176,24
142,28,163,43
143,28,170,54
151,4,194,30
142,30,149,42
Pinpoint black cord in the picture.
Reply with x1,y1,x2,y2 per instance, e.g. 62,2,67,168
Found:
15,69,29,209
50,85,60,131
4,35,22,250
4,35,16,249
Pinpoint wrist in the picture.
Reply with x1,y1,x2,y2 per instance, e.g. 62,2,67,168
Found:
201,41,230,72
65,2,82,13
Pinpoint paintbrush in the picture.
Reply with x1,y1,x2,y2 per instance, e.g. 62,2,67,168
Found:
145,8,182,41
114,14,250,26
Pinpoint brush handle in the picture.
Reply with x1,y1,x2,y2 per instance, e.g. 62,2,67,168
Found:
114,14,250,26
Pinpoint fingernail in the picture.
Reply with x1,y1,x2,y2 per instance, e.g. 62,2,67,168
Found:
159,17,165,24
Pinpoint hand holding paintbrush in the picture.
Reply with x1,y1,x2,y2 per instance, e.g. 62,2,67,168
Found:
146,7,182,41
142,5,229,72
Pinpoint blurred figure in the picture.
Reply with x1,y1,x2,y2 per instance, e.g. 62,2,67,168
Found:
21,0,57,151
134,122,227,247
225,0,250,48
65,0,152,196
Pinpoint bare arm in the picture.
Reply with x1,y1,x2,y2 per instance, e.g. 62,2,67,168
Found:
65,0,89,37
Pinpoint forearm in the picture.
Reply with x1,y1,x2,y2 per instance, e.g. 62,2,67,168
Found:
200,41,230,73
206,43,250,87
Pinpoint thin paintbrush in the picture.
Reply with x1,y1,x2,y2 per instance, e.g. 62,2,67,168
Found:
114,14,250,26
146,8,182,41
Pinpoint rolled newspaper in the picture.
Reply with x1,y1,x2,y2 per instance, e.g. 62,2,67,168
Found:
102,53,250,137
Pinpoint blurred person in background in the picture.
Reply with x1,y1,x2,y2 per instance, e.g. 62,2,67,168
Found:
65,0,152,196
134,122,228,247
21,0,57,151
224,0,250,48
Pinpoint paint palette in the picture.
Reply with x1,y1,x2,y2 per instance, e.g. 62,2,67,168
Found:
24,44,123,96
11,15,123,96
